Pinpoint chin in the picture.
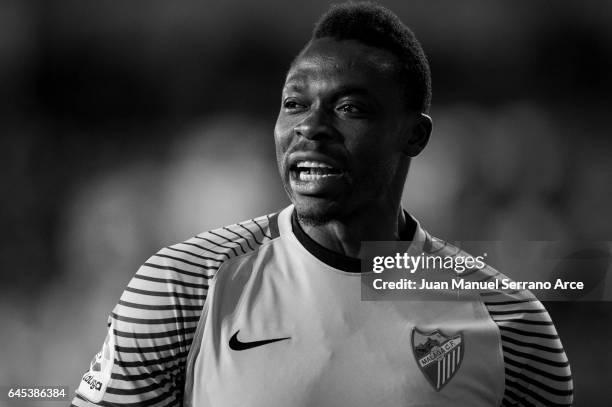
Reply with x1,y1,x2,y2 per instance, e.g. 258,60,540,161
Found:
293,196,344,227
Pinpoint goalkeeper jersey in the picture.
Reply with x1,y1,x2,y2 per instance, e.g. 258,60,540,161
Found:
71,205,573,407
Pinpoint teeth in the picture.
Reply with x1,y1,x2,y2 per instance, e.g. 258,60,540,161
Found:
296,160,333,169
298,172,339,181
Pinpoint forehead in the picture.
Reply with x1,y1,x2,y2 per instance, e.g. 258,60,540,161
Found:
284,38,400,91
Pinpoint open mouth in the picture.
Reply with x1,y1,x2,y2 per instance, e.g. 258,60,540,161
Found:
290,160,343,182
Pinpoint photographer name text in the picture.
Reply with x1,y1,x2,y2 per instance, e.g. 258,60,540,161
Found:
372,278,584,291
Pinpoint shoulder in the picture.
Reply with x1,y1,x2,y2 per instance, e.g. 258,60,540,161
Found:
422,233,574,406
113,212,281,334
139,213,280,285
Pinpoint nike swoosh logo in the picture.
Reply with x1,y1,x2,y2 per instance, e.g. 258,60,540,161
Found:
228,330,290,351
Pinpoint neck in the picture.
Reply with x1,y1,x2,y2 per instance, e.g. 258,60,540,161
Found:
298,205,408,258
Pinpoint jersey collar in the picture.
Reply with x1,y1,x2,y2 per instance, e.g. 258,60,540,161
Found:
287,206,419,273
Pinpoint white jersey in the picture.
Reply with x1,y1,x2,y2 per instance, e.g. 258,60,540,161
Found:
71,205,573,407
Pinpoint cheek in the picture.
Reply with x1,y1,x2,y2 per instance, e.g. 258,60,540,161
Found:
343,125,387,155
275,113,303,150
274,115,292,142
274,117,285,144
346,129,402,176
274,118,292,169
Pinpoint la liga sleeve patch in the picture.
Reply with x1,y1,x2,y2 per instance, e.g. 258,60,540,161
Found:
76,321,116,403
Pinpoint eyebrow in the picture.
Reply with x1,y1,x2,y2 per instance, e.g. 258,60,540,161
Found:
331,85,377,99
283,82,377,100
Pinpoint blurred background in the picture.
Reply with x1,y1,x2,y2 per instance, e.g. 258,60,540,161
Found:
1,0,611,405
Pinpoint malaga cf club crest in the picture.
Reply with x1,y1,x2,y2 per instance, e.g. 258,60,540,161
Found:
411,328,464,391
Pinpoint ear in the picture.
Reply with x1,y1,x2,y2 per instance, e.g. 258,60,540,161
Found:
403,113,432,157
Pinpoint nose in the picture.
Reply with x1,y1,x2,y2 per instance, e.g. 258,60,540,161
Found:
293,107,337,141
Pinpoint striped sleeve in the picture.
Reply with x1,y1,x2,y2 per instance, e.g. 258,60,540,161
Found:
70,215,278,407
484,296,574,407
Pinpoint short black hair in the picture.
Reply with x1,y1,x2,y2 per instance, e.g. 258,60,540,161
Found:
310,1,431,113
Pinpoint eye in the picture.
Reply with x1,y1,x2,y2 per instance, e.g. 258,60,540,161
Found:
336,103,362,114
283,98,306,111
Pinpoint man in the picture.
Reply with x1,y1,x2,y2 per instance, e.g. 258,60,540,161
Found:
71,2,573,406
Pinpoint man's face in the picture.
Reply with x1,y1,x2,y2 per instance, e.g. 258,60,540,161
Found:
274,38,421,224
